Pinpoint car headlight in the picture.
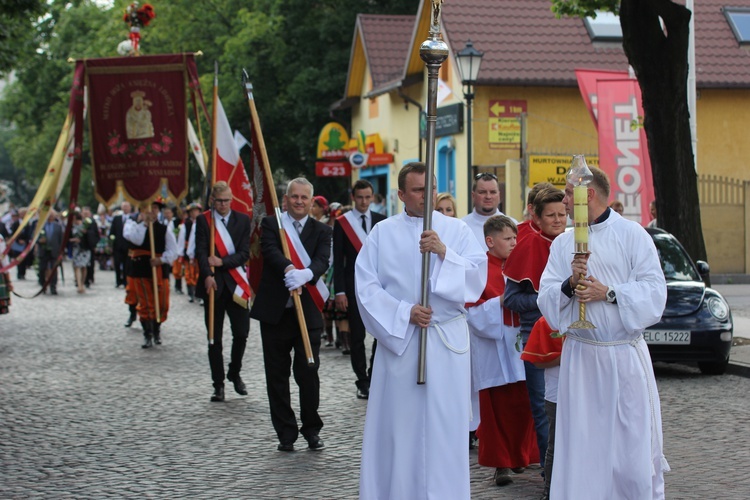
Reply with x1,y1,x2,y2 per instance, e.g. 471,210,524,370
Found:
707,297,729,320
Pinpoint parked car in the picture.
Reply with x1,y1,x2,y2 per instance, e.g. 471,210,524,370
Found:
644,228,733,374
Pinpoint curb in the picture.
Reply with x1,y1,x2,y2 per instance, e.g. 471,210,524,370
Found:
727,361,750,378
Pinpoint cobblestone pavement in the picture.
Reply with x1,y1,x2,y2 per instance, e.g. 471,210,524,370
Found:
2,264,750,499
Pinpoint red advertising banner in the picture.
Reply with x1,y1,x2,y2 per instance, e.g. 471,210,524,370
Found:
85,54,190,205
596,79,655,225
575,69,629,127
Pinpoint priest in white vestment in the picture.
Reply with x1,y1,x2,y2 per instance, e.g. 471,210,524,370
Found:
356,163,487,500
537,167,669,500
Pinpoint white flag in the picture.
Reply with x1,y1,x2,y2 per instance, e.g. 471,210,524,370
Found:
234,130,249,151
187,119,206,176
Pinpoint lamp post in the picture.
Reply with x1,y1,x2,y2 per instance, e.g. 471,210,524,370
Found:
455,40,483,214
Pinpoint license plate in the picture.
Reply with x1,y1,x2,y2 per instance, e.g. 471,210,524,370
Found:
643,330,691,345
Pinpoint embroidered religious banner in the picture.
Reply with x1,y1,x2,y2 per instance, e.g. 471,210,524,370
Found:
86,54,193,205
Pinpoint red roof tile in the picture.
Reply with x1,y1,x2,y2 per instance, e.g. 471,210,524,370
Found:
438,0,750,88
358,14,416,91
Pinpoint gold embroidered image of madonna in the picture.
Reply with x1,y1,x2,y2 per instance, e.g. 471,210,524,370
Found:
126,90,155,139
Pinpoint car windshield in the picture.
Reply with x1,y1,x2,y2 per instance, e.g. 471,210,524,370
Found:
651,233,701,282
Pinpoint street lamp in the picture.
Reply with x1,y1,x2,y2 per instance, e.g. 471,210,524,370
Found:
455,40,483,214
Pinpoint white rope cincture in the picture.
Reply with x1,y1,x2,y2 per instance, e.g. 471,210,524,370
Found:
566,333,670,474
429,313,469,354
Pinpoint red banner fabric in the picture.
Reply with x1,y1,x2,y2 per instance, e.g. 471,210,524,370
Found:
575,69,629,127
86,54,190,205
247,105,277,297
214,95,253,215
596,79,655,225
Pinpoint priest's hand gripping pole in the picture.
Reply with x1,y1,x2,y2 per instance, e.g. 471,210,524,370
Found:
567,154,596,330
416,0,449,385
242,69,315,366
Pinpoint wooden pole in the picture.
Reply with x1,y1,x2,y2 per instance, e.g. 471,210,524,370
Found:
207,62,219,345
243,71,314,366
148,219,161,323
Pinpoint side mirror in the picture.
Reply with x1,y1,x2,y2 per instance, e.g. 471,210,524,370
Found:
695,260,710,276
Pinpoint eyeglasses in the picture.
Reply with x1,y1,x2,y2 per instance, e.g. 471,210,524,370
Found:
475,172,498,181
214,198,232,204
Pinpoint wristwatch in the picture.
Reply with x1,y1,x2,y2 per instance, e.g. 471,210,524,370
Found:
606,286,617,303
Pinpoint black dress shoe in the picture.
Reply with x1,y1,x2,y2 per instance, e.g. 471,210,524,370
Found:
277,442,295,452
226,374,247,395
210,387,225,402
306,435,325,451
356,388,369,400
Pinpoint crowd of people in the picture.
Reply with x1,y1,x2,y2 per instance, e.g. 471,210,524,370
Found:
0,163,670,499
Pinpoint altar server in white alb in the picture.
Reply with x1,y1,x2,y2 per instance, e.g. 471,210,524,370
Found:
356,162,487,500
537,167,669,500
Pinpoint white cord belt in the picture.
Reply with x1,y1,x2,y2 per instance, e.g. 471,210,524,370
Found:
429,313,469,354
566,333,670,473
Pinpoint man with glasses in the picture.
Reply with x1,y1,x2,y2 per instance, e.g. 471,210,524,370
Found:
195,181,252,402
461,172,515,447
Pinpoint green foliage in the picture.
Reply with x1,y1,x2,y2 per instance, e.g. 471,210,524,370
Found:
0,0,420,207
550,0,619,18
0,0,43,76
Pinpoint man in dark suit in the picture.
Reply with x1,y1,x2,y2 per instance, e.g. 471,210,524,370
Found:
333,179,386,400
81,206,98,288
37,210,64,295
250,177,332,452
109,201,132,288
195,181,252,403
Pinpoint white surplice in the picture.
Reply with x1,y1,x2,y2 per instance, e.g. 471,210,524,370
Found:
466,295,525,391
538,210,669,500
356,211,487,500
461,210,510,430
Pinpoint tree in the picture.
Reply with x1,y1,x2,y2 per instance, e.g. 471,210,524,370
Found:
0,0,43,76
551,0,707,265
0,0,420,207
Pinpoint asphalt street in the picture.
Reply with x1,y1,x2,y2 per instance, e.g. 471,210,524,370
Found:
1,264,749,499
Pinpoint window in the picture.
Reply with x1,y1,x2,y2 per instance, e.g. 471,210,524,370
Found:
723,7,750,45
584,11,622,42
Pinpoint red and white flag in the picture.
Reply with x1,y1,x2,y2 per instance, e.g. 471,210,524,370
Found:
214,95,253,216
246,92,277,297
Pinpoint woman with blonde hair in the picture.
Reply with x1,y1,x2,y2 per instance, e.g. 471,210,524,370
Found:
436,192,457,217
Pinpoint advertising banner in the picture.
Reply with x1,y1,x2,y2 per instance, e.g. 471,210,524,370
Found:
575,69,629,127
596,79,655,225
86,54,190,205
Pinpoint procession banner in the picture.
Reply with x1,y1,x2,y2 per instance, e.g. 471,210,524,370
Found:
1,61,86,283
85,54,192,206
213,94,253,215
596,79,655,225
575,69,629,127
246,86,278,297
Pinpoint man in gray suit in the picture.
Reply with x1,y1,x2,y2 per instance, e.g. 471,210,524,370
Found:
37,209,64,295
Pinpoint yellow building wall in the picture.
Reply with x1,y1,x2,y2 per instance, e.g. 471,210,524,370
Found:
347,73,750,240
696,89,750,180
351,66,430,214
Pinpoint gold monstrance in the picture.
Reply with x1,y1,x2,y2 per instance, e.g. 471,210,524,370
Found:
568,155,596,330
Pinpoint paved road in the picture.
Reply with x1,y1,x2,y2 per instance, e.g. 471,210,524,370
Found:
1,264,749,498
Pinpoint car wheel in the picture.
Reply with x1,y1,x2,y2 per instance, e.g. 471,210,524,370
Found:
698,357,729,375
